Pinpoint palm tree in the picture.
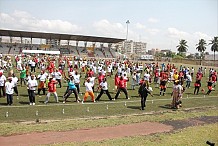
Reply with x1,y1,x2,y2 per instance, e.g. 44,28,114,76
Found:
209,37,218,63
196,39,207,65
177,39,188,54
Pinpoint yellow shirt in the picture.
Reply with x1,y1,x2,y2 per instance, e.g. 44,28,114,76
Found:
173,74,179,80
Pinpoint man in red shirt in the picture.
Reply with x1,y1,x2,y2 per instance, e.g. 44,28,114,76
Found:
159,71,168,96
87,68,94,77
98,72,105,85
114,76,129,99
44,78,59,104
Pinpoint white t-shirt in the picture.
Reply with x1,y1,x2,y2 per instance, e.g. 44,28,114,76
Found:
100,81,108,90
27,79,38,90
73,74,80,84
0,75,6,86
51,72,62,80
12,77,19,86
144,73,150,81
85,82,93,92
89,77,95,86
5,82,14,94
37,74,47,81
31,61,36,67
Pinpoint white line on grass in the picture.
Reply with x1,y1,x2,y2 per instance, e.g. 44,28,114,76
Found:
0,95,217,108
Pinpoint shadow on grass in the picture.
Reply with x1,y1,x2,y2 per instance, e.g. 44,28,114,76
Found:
159,104,172,109
127,105,140,110
19,101,30,105
0,103,8,106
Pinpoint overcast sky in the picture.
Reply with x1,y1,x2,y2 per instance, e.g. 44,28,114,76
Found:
0,0,217,53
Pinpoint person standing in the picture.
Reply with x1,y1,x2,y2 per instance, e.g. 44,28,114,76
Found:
63,76,81,103
51,69,62,88
206,78,213,95
194,79,201,95
114,76,129,99
27,74,38,105
185,72,192,88
138,81,153,110
37,71,47,96
83,78,95,102
171,81,183,109
95,78,114,101
5,77,14,105
12,73,19,97
44,78,59,104
131,71,137,90
73,71,81,93
20,67,26,87
0,72,6,97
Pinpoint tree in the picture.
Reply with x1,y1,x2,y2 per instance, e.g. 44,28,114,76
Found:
176,40,188,54
209,37,218,63
196,39,207,65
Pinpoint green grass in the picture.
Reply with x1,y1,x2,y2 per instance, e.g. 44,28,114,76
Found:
50,123,218,146
0,62,217,140
0,106,217,136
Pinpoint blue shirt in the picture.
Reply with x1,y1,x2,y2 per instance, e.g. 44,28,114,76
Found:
68,81,76,90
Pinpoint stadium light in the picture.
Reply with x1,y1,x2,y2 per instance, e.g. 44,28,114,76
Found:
125,20,130,54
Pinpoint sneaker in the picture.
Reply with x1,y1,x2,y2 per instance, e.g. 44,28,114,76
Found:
93,100,96,103
44,101,48,104
81,101,84,104
29,103,33,105
33,102,35,105
127,98,130,100
63,101,66,103
111,98,115,101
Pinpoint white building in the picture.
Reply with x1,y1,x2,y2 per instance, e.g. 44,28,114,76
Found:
114,40,147,54
46,39,60,46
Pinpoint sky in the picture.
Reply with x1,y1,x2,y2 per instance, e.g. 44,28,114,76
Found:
0,0,217,53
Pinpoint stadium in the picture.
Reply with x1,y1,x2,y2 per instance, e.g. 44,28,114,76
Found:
0,28,217,146
0,0,218,144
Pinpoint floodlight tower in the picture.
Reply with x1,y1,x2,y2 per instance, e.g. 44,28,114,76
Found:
125,20,130,54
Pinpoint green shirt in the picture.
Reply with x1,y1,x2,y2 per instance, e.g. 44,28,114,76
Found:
20,69,26,78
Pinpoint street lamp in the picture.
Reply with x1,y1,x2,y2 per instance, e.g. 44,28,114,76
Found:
125,20,130,54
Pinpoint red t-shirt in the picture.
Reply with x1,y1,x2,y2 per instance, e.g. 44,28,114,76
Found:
48,81,56,92
98,75,105,84
115,76,120,86
118,79,127,88
88,71,94,77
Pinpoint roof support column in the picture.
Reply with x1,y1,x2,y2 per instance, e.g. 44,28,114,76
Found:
58,39,61,50
31,37,32,50
67,40,70,54
84,41,87,50
76,41,79,50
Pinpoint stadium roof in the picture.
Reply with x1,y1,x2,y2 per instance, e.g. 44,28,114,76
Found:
0,29,125,43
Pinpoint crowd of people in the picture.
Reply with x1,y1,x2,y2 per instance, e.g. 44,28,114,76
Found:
0,54,217,110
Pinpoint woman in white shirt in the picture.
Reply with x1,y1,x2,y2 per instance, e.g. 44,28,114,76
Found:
95,78,114,101
83,78,95,102
27,75,38,105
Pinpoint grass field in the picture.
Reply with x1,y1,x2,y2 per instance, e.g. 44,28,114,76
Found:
0,61,217,145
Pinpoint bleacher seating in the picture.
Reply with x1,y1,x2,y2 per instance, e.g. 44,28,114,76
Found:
0,42,118,58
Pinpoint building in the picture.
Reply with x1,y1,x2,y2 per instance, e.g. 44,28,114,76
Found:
114,40,147,54
46,39,60,46
147,48,160,55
